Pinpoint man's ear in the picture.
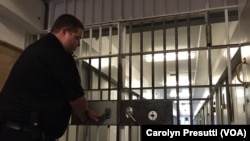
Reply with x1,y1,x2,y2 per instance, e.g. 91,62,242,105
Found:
61,27,68,35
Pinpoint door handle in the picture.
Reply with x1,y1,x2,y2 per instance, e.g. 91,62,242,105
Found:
98,107,111,123
236,57,250,88
126,107,138,125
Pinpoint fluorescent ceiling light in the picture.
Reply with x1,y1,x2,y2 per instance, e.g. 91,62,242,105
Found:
170,89,189,98
145,52,195,62
163,75,190,86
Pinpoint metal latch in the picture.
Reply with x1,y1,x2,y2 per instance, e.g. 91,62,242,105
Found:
98,107,111,123
126,107,138,125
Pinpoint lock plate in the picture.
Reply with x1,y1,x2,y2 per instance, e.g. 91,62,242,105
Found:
120,100,173,125
148,111,158,121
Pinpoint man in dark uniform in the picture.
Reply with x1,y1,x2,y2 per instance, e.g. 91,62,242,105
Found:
0,14,100,141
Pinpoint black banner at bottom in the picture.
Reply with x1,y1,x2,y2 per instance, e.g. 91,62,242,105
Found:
141,125,250,141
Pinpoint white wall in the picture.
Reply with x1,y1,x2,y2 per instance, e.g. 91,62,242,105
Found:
0,0,45,49
0,15,26,48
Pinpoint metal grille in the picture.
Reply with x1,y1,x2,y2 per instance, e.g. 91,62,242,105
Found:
59,7,248,141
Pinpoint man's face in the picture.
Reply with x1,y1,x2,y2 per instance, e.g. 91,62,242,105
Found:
64,28,83,54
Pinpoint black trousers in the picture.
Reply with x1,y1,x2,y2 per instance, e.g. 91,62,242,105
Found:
0,122,56,141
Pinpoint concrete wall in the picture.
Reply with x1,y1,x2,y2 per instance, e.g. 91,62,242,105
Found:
0,16,27,48
0,0,45,49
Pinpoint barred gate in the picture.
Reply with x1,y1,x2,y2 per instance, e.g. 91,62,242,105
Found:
58,7,247,141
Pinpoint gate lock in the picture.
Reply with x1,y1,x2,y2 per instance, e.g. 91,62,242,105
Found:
125,107,159,124
98,107,111,123
120,100,173,125
148,111,158,121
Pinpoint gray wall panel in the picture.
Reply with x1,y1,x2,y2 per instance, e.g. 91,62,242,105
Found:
49,0,238,28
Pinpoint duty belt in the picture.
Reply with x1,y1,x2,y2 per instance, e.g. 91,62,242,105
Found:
3,120,32,132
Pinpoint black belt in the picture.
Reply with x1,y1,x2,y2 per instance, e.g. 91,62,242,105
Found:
2,120,51,140
0,114,55,141
3,120,32,132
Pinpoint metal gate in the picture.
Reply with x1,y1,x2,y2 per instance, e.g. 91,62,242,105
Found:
57,7,249,141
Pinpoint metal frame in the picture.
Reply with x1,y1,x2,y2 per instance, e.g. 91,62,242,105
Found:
63,7,249,141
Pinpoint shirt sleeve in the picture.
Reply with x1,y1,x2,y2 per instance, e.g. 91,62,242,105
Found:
48,50,85,101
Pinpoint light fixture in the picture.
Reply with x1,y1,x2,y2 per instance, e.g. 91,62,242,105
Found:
145,52,195,62
169,89,189,98
163,75,190,86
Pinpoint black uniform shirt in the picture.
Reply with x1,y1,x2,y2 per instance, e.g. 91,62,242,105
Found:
0,33,84,138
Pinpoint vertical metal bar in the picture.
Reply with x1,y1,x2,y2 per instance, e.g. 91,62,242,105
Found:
140,23,143,100
202,108,205,124
87,29,93,99
219,87,224,124
174,16,180,125
207,104,210,124
85,126,90,141
129,126,132,141
75,126,79,141
65,126,69,141
206,13,212,47
163,21,167,99
98,59,101,90
108,25,112,100
205,12,214,124
88,58,92,91
96,127,100,141
187,14,193,125
224,7,234,124
151,22,155,100
117,23,124,101
107,126,111,141
99,25,102,55
129,23,133,100
89,28,93,56
117,23,126,141
77,36,83,98
98,26,102,90
75,25,83,140
109,25,113,56
215,89,220,124
209,49,213,125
